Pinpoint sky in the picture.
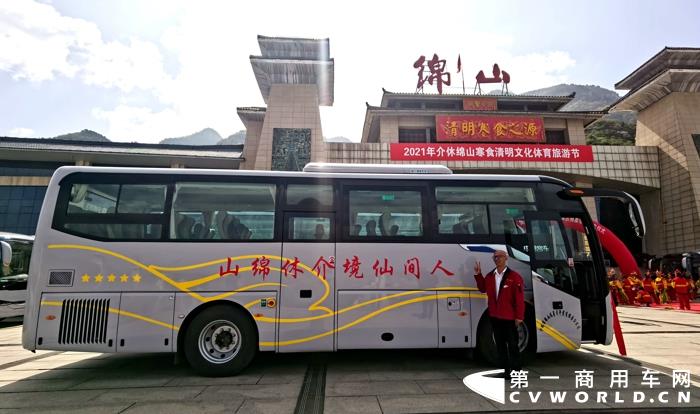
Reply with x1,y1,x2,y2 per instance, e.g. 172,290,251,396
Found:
1,0,699,143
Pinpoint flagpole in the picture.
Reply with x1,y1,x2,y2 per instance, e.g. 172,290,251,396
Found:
458,54,465,94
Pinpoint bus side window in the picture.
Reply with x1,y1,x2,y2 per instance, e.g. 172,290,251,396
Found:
287,216,331,241
488,204,536,235
436,204,488,235
170,182,276,241
59,183,166,240
286,184,334,209
346,189,423,238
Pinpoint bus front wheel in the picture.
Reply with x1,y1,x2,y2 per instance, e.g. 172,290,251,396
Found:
183,305,257,377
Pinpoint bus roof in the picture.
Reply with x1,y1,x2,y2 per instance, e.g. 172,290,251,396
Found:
51,165,569,185
303,163,453,174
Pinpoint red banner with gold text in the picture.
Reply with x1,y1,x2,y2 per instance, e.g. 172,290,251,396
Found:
436,115,544,143
390,143,594,162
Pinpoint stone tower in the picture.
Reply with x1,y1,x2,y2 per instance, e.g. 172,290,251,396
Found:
238,36,334,171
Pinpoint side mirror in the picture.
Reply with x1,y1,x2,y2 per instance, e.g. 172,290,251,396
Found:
1,241,11,270
627,203,643,238
562,187,646,238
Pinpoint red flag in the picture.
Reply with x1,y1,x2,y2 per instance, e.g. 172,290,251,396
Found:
457,54,462,73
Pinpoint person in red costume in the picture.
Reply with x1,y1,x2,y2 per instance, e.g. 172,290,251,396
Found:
622,274,637,305
643,271,660,305
474,250,525,379
667,271,677,302
673,271,692,311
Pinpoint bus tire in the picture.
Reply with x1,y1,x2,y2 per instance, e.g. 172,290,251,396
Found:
476,306,536,367
476,315,499,366
519,306,537,363
183,305,257,377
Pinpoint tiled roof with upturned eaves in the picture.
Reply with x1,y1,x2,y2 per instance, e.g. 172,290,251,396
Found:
0,137,243,158
381,89,576,101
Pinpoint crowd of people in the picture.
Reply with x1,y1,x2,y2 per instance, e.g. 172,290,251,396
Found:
608,268,700,310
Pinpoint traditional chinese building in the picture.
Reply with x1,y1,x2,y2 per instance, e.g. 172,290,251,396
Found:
609,47,700,255
2,37,700,260
319,89,659,258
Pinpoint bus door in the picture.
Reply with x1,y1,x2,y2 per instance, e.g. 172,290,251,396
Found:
560,214,607,343
278,212,335,352
524,211,582,352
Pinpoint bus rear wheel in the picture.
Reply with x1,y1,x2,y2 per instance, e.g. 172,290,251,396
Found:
183,305,257,377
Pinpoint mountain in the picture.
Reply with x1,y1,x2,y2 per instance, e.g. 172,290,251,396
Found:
602,111,637,124
217,130,246,145
524,84,620,111
52,129,110,142
159,128,222,145
584,120,636,146
524,84,637,146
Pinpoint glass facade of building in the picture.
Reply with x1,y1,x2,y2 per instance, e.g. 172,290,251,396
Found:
0,186,48,235
0,161,63,177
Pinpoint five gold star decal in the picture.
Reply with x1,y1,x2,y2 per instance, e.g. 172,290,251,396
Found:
80,273,144,284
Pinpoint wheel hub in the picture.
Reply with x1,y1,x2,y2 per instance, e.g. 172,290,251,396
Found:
213,327,236,351
198,320,242,364
517,322,529,352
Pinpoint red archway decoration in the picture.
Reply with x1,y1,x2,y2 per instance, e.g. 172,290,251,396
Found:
562,218,638,275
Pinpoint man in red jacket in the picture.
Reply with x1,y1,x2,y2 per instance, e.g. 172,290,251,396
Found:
474,250,525,378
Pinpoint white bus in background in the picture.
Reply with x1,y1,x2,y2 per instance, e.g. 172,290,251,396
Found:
1,232,34,321
22,164,644,376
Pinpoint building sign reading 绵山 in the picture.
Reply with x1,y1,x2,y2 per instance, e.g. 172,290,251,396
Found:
390,143,594,162
436,115,544,143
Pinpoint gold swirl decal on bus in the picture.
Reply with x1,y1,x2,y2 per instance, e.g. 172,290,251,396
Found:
46,244,488,346
246,288,481,324
47,244,315,306
42,292,486,348
40,300,179,331
47,244,480,320
536,319,577,350
258,292,486,347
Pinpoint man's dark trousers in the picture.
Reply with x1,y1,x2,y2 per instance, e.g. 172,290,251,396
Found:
491,317,521,375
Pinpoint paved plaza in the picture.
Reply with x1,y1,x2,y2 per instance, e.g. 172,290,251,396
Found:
1,306,699,413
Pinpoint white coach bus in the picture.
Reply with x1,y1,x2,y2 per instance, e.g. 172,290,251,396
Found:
22,163,644,376
1,232,34,321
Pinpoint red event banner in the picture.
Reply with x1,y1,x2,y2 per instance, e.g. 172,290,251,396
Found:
390,143,594,162
436,115,544,143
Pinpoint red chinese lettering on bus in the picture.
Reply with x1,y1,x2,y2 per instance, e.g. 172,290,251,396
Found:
372,258,394,277
312,256,335,280
251,256,271,280
219,257,240,277
281,256,304,279
343,256,364,279
403,257,421,279
430,259,454,277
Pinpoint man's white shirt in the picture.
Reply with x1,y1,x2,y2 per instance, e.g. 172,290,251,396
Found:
494,266,507,298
